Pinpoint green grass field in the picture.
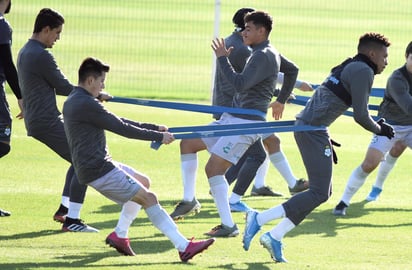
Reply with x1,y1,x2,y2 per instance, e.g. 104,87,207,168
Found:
2,0,412,269
1,96,411,270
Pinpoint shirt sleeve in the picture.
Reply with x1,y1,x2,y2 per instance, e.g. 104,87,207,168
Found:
0,43,22,99
276,55,298,104
343,63,380,133
387,74,412,115
217,51,273,93
40,50,73,96
87,100,164,141
121,118,160,131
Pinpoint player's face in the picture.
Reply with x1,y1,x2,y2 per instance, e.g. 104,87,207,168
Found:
370,45,388,74
242,22,262,46
44,25,63,48
89,73,106,98
406,53,412,73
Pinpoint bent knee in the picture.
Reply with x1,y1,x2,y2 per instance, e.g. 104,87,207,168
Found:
138,175,151,189
132,189,159,208
311,188,331,205
144,191,158,205
317,192,330,204
180,138,205,154
361,160,379,173
263,135,281,153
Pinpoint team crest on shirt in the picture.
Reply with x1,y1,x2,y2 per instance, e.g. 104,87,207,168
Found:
324,145,332,157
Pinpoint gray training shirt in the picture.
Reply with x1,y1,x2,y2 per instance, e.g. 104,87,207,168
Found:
217,40,297,121
17,39,73,136
63,87,164,184
378,65,412,125
296,60,381,134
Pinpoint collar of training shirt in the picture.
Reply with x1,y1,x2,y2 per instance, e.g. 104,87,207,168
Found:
251,40,269,52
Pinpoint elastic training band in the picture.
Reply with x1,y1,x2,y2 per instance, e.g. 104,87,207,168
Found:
151,121,325,150
168,120,296,133
109,97,266,118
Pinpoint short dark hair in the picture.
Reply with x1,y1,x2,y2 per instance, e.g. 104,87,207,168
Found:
33,8,65,33
405,41,412,57
357,32,391,52
78,57,110,83
244,11,273,34
232,7,255,32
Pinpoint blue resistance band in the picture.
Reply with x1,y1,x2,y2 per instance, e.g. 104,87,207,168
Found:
150,121,325,150
108,86,383,150
109,97,266,118
167,120,296,133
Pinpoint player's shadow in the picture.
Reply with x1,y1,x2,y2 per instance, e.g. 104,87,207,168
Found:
286,200,412,238
209,262,273,270
0,229,59,241
0,250,187,269
91,198,221,228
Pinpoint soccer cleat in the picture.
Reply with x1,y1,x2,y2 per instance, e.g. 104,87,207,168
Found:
250,186,283,197
179,237,215,262
259,232,287,263
170,198,201,220
105,231,136,256
230,201,252,212
243,210,261,251
53,204,68,223
204,224,239,237
62,217,99,232
0,208,11,217
288,179,309,195
365,186,382,202
332,201,348,216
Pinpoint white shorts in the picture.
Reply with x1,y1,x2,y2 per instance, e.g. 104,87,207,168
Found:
202,113,262,164
369,125,412,158
88,162,142,204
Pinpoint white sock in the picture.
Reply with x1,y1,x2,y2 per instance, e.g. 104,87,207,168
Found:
180,153,197,202
209,175,234,227
61,196,70,208
115,201,141,238
270,217,295,241
340,166,369,205
254,156,269,188
374,153,397,189
257,205,286,226
67,201,82,219
146,204,188,252
269,151,297,188
229,192,242,204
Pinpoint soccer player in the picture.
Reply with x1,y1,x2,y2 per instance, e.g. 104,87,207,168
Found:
63,57,214,261
170,8,309,219
0,0,23,217
17,8,98,231
242,32,393,262
333,41,412,216
175,10,298,237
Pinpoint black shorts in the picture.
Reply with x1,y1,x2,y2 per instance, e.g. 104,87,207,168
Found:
0,89,12,143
